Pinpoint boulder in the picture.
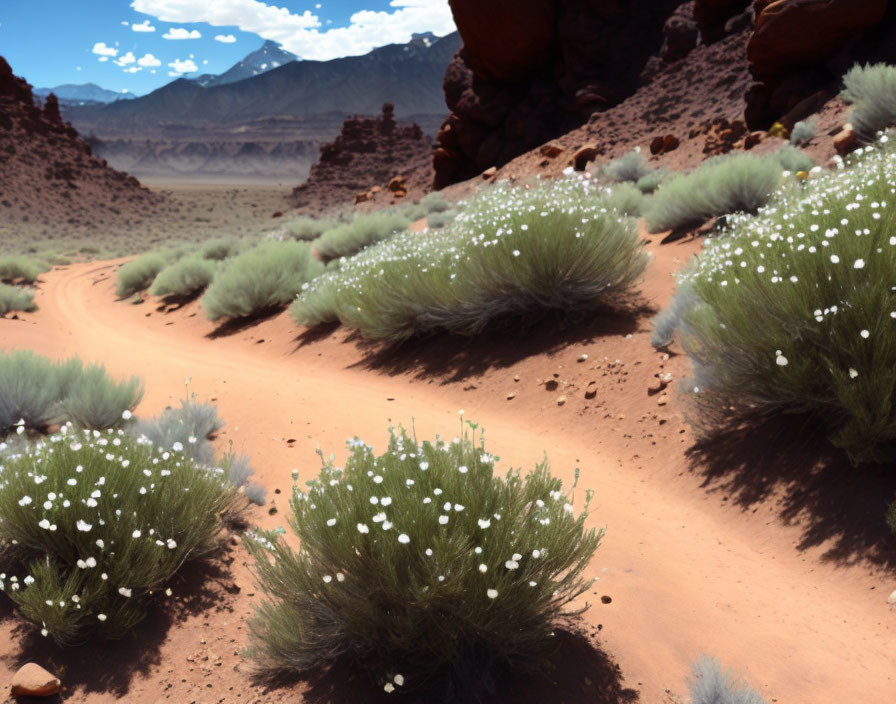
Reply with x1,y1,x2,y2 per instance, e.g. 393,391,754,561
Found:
573,144,599,171
661,14,699,62
694,0,751,41
833,124,859,155
11,663,61,698
540,141,565,158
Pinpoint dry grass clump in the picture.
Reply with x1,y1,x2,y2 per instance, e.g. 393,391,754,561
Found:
149,256,217,298
0,351,143,436
292,177,647,341
246,424,601,695
0,427,239,645
657,137,896,464
313,211,411,261
115,252,168,299
285,216,333,242
201,240,324,321
0,283,36,316
842,63,896,140
0,255,47,284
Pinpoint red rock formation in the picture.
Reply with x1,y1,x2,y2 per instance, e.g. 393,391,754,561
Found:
290,103,434,213
434,0,684,188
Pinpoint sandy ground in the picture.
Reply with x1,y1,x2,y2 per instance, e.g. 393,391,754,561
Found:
0,233,894,703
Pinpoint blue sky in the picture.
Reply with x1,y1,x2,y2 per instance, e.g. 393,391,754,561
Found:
0,1,454,95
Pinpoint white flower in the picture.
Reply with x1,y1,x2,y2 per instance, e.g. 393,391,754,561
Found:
97,614,107,621
381,497,392,506
336,572,345,582
382,521,393,530
479,564,487,573
458,465,468,474
24,576,34,585
505,560,519,570
486,588,499,599
438,515,449,525
18,496,32,506
76,520,92,532
532,549,541,558
118,587,132,598
776,354,788,367
861,329,870,339
166,539,177,549
419,461,429,471
394,674,404,686
67,478,77,486
397,533,410,544
326,518,337,527
854,259,865,269
372,512,387,523
478,518,491,529
172,442,184,452
132,530,141,538
357,523,370,534
849,368,859,379
121,410,132,420
373,475,383,484
512,249,521,257
323,575,333,584
830,254,840,264
384,683,395,693
96,539,104,549
454,504,464,512
38,519,51,530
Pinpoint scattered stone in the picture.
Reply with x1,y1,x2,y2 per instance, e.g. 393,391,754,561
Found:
387,175,406,192
744,131,764,150
584,383,598,400
513,375,520,382
888,589,896,605
544,379,559,391
506,392,516,400
540,141,565,158
600,595,612,604
354,191,370,204
271,211,284,218
662,134,680,153
573,144,599,171
833,124,859,156
557,395,567,406
650,135,666,155
577,353,588,363
268,506,277,516
11,663,61,698
648,379,668,396
482,166,498,179
657,395,668,407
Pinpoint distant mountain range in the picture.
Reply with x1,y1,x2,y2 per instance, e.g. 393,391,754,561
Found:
34,83,134,106
192,40,299,88
65,31,461,130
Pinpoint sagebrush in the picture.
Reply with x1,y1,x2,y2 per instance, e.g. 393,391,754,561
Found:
0,283,36,316
246,424,601,695
842,62,896,140
689,657,767,704
149,256,217,298
313,211,411,261
115,253,168,298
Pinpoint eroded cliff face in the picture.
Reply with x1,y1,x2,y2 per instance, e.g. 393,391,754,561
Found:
433,0,683,188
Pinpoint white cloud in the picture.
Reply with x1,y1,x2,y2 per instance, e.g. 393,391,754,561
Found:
137,53,162,67
130,0,455,60
121,21,130,26
214,34,237,43
114,51,137,67
98,56,110,62
124,66,142,73
168,58,199,75
92,42,119,57
162,27,202,40
131,19,156,32
76,66,83,71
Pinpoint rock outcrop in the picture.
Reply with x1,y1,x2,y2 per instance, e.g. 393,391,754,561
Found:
744,0,896,128
0,56,161,230
434,0,683,188
290,103,434,213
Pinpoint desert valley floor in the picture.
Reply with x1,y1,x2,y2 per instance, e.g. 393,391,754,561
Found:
0,229,892,704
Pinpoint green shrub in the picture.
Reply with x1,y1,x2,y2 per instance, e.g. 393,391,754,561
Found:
689,657,766,704
292,177,647,340
149,257,217,298
285,216,332,242
603,182,648,217
789,119,816,146
201,240,324,321
0,428,239,644
603,149,654,183
773,144,814,173
660,139,896,463
0,351,141,436
636,170,667,194
842,63,896,140
245,424,601,693
0,255,45,283
401,192,453,221
198,237,240,261
645,152,785,233
426,210,457,229
313,211,411,261
0,283,36,316
115,253,167,298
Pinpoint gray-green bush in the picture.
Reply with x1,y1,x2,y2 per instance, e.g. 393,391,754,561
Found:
115,252,167,298
0,255,46,283
246,424,601,693
789,119,816,146
198,237,241,261
285,216,333,242
292,177,647,341
603,149,654,183
0,284,36,316
0,429,239,644
774,144,815,173
689,657,767,704
149,257,217,298
659,138,896,463
313,211,411,261
201,240,324,321
842,63,896,140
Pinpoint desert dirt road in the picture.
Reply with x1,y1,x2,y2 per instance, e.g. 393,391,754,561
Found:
0,247,893,703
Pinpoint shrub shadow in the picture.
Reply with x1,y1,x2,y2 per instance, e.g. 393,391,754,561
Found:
687,413,896,571
155,291,202,313
294,320,342,348
348,309,647,384
0,551,238,699
206,307,284,339
263,627,638,704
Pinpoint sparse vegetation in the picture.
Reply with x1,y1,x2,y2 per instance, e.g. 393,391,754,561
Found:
636,169,667,194
0,428,239,645
603,182,648,217
842,63,896,140
198,237,241,261
774,144,815,173
245,424,601,694
149,256,217,298
603,148,654,184
285,216,333,242
115,252,168,298
0,255,45,283
789,119,816,146
659,138,896,463
313,211,411,261
689,657,767,704
293,177,647,340
0,351,142,436
201,240,324,321
0,283,36,316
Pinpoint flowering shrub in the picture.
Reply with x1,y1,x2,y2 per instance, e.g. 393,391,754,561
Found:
0,427,239,644
291,177,647,341
0,351,142,436
149,256,217,298
201,240,324,321
659,137,896,462
645,149,811,233
115,252,167,298
246,425,602,695
0,283,36,316
313,211,411,261
842,63,896,141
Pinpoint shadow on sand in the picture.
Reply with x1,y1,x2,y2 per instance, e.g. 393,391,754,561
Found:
206,307,284,339
258,627,638,704
0,551,239,700
687,413,896,571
